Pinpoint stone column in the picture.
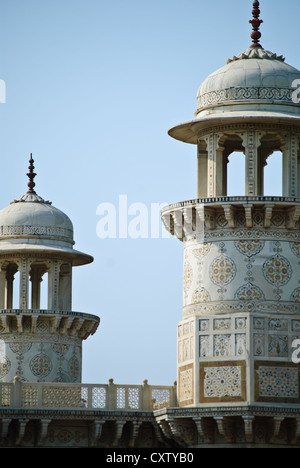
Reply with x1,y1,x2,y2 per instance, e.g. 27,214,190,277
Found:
59,263,72,311
0,265,6,309
215,144,226,196
205,132,224,197
282,132,299,197
205,133,215,198
48,260,60,310
30,267,45,309
19,258,29,310
243,128,260,196
197,139,208,198
5,267,15,309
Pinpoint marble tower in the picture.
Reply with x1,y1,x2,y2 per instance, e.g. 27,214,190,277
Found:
0,156,99,383
161,1,300,414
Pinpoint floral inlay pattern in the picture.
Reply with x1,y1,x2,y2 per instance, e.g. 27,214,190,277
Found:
262,254,292,287
209,255,236,287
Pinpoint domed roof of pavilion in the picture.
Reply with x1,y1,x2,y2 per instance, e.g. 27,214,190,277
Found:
0,155,93,266
0,191,74,244
196,47,300,116
168,1,300,143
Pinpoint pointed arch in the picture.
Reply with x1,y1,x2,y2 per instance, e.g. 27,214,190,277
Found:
264,151,283,196
227,151,246,196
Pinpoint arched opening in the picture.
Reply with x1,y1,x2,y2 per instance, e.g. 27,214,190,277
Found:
227,152,246,196
29,262,49,310
219,134,245,197
0,259,73,311
264,151,283,196
198,131,294,198
11,269,20,309
40,271,49,310
258,133,285,196
0,262,20,309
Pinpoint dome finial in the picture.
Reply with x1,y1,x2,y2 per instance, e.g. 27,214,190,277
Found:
249,0,263,48
26,153,37,194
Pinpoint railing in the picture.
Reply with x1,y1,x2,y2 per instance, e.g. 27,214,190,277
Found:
161,195,300,214
0,378,177,412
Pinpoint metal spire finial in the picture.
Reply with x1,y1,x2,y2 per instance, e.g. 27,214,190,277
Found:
249,0,263,48
26,153,37,193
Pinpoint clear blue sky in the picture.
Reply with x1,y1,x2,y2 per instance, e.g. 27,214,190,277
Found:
0,0,299,385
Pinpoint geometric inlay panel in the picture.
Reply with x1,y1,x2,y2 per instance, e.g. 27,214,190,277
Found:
178,363,194,407
255,361,300,403
199,361,246,403
203,365,241,398
258,366,298,398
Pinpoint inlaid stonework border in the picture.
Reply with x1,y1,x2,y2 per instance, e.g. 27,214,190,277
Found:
178,363,194,407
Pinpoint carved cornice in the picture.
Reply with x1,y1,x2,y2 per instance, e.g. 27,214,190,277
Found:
0,253,76,264
195,122,300,140
155,405,300,418
161,197,300,241
0,309,100,339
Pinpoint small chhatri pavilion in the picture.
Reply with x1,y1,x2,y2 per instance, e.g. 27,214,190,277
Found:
0,155,99,383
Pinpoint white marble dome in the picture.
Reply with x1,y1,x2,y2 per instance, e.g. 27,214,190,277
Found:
168,46,300,143
0,190,93,266
195,47,300,117
0,192,74,246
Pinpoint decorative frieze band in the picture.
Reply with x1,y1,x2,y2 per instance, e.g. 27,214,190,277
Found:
0,225,73,242
183,300,299,317
194,123,300,141
197,86,294,111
